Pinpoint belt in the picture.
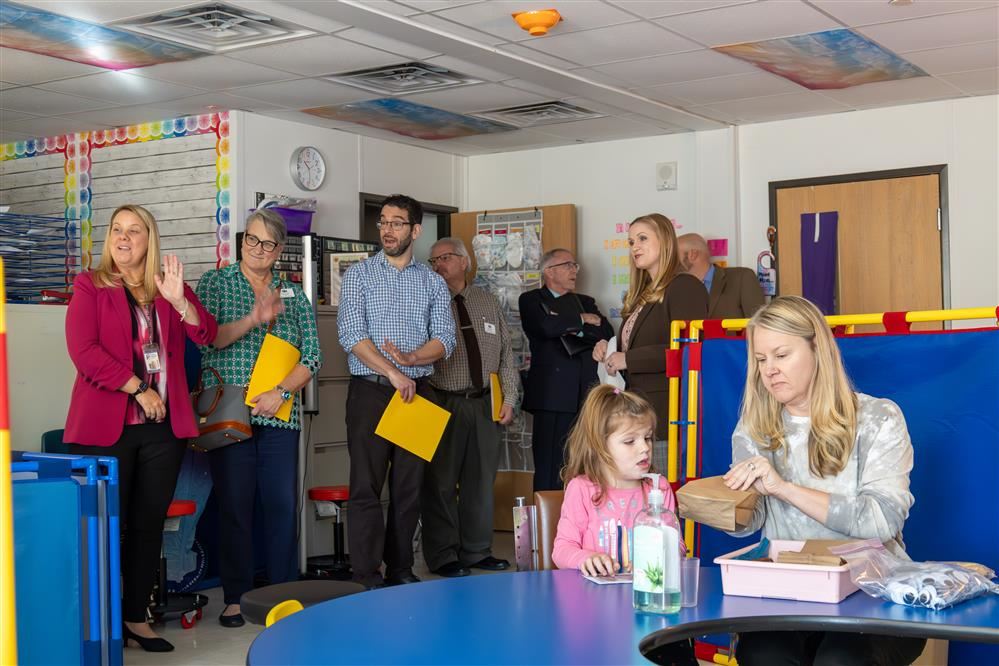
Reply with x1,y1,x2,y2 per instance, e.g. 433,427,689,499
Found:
354,374,426,387
437,387,488,399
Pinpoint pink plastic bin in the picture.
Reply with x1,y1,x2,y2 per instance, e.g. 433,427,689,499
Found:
714,540,859,603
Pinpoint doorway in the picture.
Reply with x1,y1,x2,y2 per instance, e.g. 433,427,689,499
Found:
770,166,948,330
359,193,457,264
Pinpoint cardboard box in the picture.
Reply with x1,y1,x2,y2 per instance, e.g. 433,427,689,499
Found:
493,470,534,531
677,476,759,532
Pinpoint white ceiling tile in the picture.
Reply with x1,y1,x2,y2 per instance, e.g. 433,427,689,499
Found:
442,128,572,149
228,35,405,77
0,87,110,115
903,41,999,75
497,44,582,69
1,115,112,138
681,105,741,124
608,1,757,20
818,75,966,108
404,83,547,112
255,109,360,130
398,0,483,11
559,97,633,116
940,68,999,94
410,14,509,45
227,79,376,108
57,105,179,128
656,0,841,47
125,56,297,89
226,0,348,33
641,71,804,105
0,48,105,85
702,91,852,121
38,72,207,105
629,85,689,106
857,7,999,53
0,109,41,124
589,48,757,87
357,1,426,16
335,28,441,60
430,0,636,43
534,115,664,140
0,82,18,91
155,92,287,113
10,0,203,24
811,0,998,28
522,22,701,67
423,55,514,82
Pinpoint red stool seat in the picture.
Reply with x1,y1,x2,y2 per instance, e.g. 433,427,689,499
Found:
309,486,349,502
167,500,197,518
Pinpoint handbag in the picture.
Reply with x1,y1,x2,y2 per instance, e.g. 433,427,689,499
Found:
541,293,597,357
190,366,252,451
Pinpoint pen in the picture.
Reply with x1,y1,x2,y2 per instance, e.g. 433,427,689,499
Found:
617,522,623,574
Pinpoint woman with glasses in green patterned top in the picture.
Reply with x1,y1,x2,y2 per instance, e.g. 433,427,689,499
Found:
195,209,322,628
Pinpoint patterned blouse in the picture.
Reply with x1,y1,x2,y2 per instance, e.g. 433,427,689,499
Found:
196,262,322,431
620,304,645,353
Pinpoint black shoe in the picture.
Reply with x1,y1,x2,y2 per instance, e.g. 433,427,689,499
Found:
385,570,421,586
219,606,245,628
123,625,174,652
470,556,510,571
433,561,471,578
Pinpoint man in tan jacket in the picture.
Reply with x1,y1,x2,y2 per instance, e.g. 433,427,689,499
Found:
678,233,765,320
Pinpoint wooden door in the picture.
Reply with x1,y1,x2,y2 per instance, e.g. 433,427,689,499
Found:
775,174,942,330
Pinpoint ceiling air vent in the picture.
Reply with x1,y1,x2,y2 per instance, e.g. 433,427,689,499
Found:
113,3,315,53
474,101,604,128
325,62,482,95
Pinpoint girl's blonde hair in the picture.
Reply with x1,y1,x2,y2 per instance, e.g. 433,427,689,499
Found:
741,295,858,478
621,213,682,319
92,204,161,301
562,385,657,503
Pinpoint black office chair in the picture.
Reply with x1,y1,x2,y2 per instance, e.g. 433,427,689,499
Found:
41,429,69,454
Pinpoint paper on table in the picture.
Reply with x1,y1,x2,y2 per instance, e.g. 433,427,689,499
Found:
375,391,452,462
490,372,503,422
246,333,301,422
597,336,626,389
583,573,633,585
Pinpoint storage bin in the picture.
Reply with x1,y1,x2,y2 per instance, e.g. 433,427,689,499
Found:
257,207,314,235
714,539,858,603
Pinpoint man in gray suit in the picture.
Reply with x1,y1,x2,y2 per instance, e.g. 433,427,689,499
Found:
678,233,765,320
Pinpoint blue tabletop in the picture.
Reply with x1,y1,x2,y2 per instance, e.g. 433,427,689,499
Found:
247,569,999,665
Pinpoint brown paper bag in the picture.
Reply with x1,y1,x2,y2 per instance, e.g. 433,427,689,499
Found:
776,540,857,566
676,476,759,532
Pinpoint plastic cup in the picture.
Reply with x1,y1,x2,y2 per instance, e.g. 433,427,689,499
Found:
680,556,700,607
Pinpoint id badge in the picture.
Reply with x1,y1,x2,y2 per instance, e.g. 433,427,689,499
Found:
484,322,497,335
280,287,294,299
143,343,162,374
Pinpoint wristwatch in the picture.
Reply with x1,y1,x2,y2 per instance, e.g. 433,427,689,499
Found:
276,385,292,402
132,380,149,397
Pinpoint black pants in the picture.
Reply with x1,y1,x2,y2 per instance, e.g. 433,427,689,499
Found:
736,631,927,666
209,424,300,605
531,410,576,492
70,422,185,623
422,391,501,571
346,377,432,587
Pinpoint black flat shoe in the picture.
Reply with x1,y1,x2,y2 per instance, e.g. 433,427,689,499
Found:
471,556,510,571
123,625,174,652
385,570,421,586
433,561,471,578
219,607,245,628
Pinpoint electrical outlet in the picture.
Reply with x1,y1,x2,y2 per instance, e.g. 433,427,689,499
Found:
656,162,677,191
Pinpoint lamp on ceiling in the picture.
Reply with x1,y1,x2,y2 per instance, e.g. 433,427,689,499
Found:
512,9,562,37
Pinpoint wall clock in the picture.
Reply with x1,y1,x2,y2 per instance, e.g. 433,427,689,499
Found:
290,146,326,191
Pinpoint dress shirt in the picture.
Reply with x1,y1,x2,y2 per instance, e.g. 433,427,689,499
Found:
338,251,456,379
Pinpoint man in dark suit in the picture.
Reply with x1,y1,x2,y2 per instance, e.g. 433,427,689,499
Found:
519,249,613,491
678,233,765,320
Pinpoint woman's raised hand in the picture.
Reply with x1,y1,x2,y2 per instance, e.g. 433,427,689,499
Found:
154,255,186,308
250,288,285,326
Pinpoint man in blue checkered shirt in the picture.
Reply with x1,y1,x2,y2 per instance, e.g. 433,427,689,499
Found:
338,193,456,589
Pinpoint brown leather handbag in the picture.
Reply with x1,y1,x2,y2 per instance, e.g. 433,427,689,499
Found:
190,367,252,451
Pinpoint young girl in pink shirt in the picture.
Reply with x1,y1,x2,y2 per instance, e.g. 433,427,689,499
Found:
553,385,683,576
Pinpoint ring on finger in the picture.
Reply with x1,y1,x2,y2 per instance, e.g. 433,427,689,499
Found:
748,462,756,471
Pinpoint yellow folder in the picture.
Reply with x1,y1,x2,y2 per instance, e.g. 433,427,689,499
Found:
375,391,452,462
490,372,503,422
246,333,301,422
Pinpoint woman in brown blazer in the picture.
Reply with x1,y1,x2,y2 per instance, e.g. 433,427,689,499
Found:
593,213,708,472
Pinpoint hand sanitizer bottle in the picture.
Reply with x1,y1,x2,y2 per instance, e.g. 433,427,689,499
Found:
633,473,682,614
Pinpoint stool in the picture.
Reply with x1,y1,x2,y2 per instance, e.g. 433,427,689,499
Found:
149,500,208,629
306,486,352,580
241,580,365,625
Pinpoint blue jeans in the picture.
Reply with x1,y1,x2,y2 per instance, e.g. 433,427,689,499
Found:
209,425,299,604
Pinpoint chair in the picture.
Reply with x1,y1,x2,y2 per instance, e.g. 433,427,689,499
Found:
241,580,365,625
40,429,69,454
533,490,564,571
265,599,303,627
149,500,209,628
306,485,352,579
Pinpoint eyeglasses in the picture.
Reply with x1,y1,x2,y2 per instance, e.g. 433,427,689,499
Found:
546,260,579,271
376,219,414,232
428,252,461,267
244,233,279,253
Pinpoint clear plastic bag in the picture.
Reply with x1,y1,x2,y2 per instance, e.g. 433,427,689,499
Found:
829,539,999,610
472,233,492,269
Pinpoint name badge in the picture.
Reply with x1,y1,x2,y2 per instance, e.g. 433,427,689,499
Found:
484,322,497,335
280,287,294,299
142,343,162,374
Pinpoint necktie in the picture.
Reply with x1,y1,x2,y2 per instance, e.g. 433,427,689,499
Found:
453,293,483,390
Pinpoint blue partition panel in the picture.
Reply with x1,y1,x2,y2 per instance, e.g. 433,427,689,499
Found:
697,328,999,665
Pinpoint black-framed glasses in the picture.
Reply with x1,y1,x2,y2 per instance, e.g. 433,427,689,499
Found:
546,260,579,271
428,252,461,267
244,233,279,252
376,220,415,231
